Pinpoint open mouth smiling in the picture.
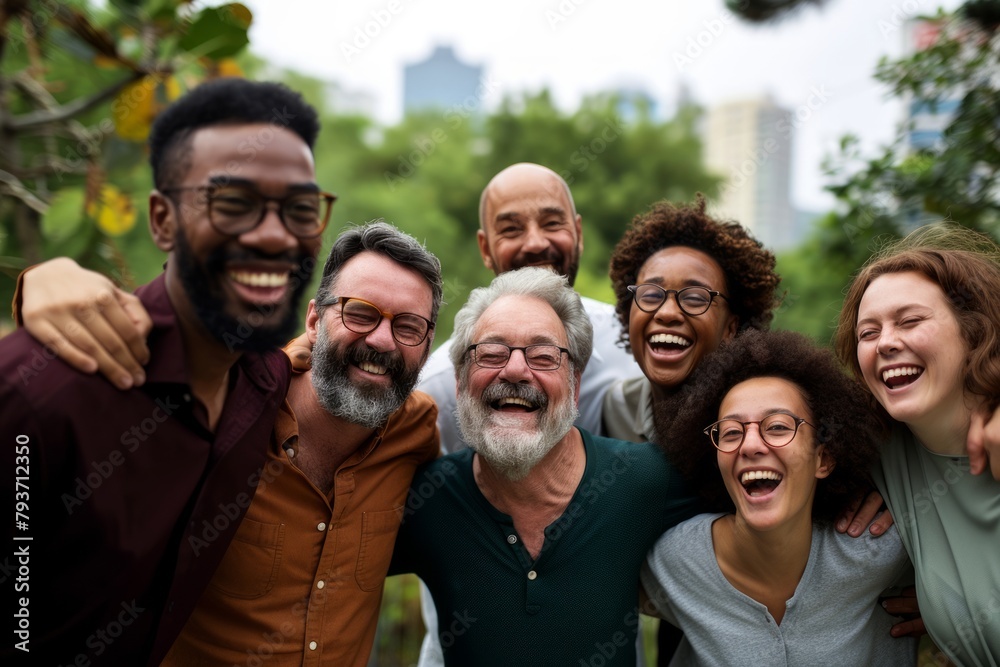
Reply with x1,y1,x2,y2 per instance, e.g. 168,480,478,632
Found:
648,333,691,351
741,470,783,497
492,396,539,412
881,365,923,388
228,270,290,288
359,361,388,376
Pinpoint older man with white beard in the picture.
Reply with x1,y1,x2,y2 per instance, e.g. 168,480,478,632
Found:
388,267,699,667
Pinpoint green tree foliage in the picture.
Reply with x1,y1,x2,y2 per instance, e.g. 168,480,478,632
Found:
0,0,254,319
773,8,1000,343
0,5,719,343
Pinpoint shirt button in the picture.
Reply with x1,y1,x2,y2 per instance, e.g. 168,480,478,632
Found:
316,580,325,589
309,641,318,651
527,570,537,580
507,535,517,544
317,522,326,531
285,447,296,458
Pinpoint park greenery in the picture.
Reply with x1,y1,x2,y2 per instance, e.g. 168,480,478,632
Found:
1,0,998,663
3,1,999,346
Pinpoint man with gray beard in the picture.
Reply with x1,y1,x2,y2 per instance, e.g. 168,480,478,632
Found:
159,221,443,667
311,303,423,429
388,267,699,667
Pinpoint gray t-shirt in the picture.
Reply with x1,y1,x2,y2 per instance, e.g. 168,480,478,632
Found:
641,513,917,666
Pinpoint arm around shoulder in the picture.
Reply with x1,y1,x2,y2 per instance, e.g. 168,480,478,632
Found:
17,258,152,389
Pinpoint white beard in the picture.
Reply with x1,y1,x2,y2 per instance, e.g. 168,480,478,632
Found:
457,376,578,481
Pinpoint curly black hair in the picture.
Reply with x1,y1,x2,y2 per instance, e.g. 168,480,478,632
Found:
656,329,885,523
609,197,780,352
149,78,320,189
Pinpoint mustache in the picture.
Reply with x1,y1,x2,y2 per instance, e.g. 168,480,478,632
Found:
206,245,314,274
512,249,563,268
480,382,549,409
346,343,405,377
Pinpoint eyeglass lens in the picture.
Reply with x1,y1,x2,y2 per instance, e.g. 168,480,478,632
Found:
209,186,331,238
711,414,801,451
341,299,429,346
472,343,565,370
630,284,715,315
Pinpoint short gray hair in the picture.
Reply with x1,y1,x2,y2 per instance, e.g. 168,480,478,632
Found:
314,220,443,323
450,267,593,378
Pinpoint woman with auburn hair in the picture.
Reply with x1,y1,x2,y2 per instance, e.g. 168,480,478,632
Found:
641,329,916,665
834,223,1000,666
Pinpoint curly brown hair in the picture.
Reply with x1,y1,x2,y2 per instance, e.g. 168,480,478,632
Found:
656,329,884,523
835,224,1000,416
609,197,781,352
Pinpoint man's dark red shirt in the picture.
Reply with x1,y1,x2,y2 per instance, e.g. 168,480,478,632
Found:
0,274,290,665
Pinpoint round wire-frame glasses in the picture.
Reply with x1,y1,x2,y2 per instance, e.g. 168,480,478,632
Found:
703,413,814,453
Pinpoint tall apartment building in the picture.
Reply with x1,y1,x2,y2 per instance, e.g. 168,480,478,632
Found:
403,45,483,114
704,95,795,250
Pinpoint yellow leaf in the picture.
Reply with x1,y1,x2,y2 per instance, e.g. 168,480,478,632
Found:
216,58,244,78
93,54,119,69
88,184,136,236
113,77,160,142
223,3,253,29
165,75,182,101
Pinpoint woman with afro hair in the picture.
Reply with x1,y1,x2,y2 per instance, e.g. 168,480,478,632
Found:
641,329,917,665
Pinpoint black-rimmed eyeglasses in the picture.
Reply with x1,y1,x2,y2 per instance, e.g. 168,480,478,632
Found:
627,284,728,316
466,343,570,371
704,413,814,453
328,296,433,346
161,184,337,239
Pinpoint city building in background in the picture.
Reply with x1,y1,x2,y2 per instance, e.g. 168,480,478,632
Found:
403,45,483,114
704,95,796,250
902,19,958,153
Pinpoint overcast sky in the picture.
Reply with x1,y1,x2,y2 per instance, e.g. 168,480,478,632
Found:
240,0,960,211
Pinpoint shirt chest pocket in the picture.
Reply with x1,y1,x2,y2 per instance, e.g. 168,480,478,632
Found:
355,507,404,592
209,518,285,599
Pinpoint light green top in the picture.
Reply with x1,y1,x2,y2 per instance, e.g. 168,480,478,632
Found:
874,426,1000,666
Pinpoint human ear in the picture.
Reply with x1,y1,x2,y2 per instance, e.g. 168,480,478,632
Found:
149,191,176,252
815,446,835,480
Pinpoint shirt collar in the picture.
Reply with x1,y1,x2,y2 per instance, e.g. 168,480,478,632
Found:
135,273,285,393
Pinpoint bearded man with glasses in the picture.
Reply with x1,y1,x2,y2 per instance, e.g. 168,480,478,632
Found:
0,78,325,666
158,221,443,666
387,267,700,666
